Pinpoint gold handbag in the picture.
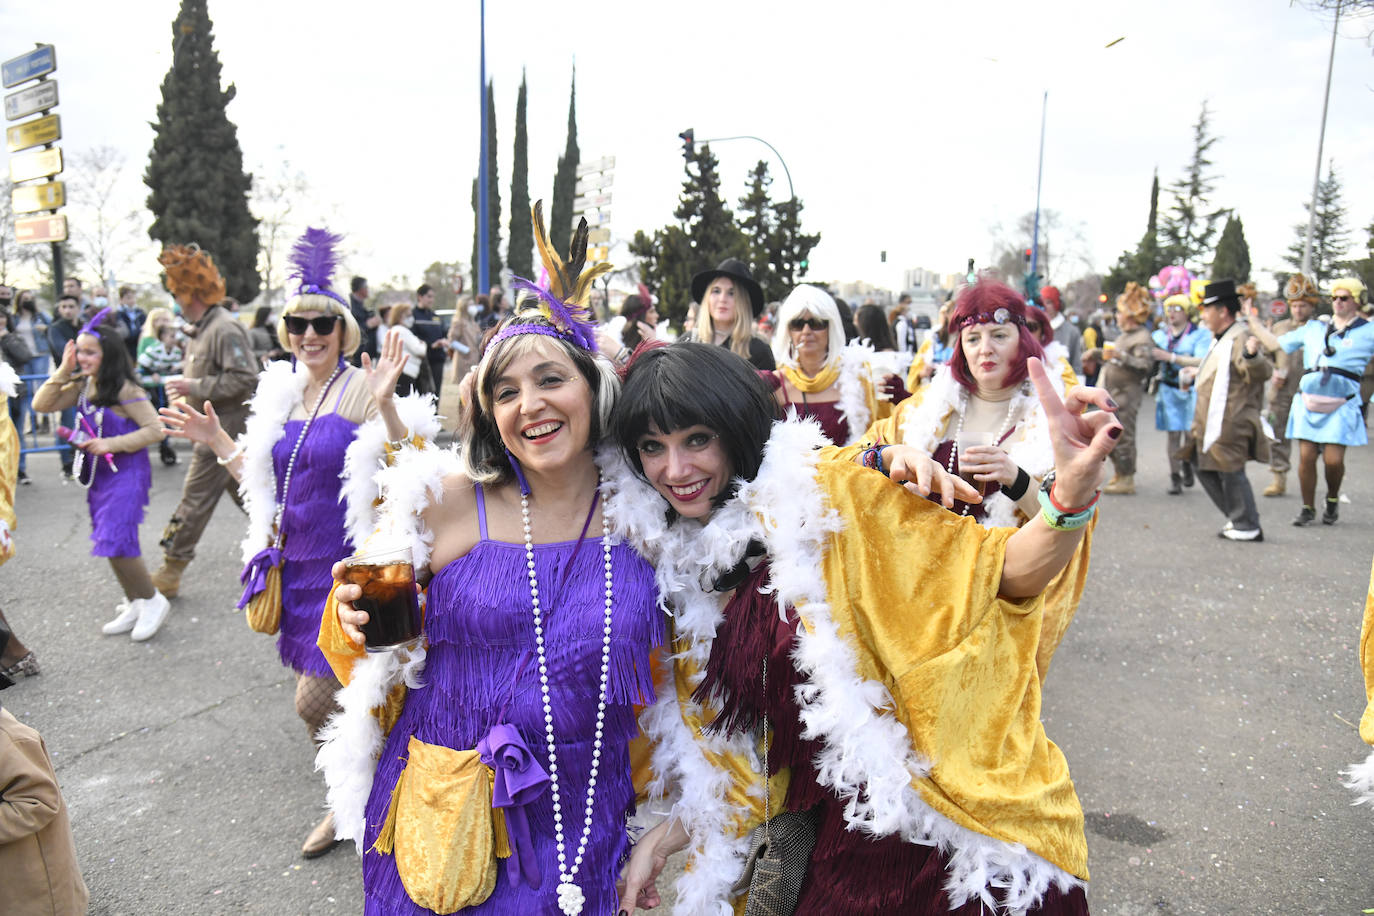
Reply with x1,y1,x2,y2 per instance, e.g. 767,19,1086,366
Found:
243,556,283,635
374,735,503,914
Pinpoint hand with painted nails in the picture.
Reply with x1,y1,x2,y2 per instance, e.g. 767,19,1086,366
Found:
1027,357,1120,508
874,444,983,508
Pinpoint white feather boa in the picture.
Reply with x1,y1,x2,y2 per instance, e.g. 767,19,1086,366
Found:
236,360,440,565
899,364,1062,529
0,362,19,399
1343,748,1374,810
604,418,1084,913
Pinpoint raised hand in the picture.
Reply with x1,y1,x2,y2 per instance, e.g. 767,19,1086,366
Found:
59,339,78,375
361,329,406,403
1026,357,1121,507
160,399,224,446
881,445,982,508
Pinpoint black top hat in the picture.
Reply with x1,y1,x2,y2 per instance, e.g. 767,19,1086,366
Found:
1202,279,1241,311
690,258,765,318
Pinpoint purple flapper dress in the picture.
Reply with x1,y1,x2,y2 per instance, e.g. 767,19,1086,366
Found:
79,397,153,558
272,410,359,676
362,484,662,916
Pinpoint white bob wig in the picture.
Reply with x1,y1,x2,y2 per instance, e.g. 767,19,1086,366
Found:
771,284,844,370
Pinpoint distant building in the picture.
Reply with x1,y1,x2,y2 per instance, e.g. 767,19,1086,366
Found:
903,267,943,292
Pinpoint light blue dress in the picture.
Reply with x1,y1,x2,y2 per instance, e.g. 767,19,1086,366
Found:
1152,323,1211,431
1278,317,1374,446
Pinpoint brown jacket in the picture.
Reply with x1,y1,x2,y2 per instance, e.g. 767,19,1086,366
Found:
1266,317,1308,403
0,708,88,915
1187,319,1273,472
181,304,257,430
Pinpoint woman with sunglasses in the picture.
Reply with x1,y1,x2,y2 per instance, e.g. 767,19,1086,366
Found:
1248,276,1374,526
611,340,1120,915
159,228,434,859
1150,295,1211,494
760,285,902,446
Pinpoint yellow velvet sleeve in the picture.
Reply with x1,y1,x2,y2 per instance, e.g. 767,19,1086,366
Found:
1058,357,1079,394
0,406,17,559
905,337,933,392
813,459,1088,880
318,580,366,687
1359,556,1374,747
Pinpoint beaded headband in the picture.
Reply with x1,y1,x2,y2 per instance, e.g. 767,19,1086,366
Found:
79,306,113,338
953,307,1024,332
484,201,611,356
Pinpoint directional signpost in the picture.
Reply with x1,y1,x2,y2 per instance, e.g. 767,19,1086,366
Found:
2,42,65,288
573,156,614,264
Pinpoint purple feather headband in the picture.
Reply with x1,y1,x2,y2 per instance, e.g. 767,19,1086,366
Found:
288,227,348,307
484,275,600,354
80,306,113,338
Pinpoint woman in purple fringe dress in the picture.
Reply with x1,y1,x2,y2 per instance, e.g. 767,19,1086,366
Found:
321,207,663,916
161,229,425,859
33,309,168,641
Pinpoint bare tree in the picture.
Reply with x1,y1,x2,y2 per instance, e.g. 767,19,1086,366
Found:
251,158,310,308
66,146,149,286
986,210,1094,290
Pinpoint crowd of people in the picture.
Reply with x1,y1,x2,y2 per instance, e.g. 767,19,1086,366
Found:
2,207,1373,916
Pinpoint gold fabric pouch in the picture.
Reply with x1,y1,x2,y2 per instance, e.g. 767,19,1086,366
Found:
244,561,282,635
374,735,499,914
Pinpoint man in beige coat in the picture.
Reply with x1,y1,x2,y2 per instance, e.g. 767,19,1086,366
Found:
1180,279,1273,542
0,703,88,915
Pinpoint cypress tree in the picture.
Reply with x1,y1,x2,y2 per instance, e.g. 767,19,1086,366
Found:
1211,213,1251,282
549,67,579,258
1285,160,1349,285
144,0,259,302
470,80,502,292
507,71,533,279
1159,101,1226,273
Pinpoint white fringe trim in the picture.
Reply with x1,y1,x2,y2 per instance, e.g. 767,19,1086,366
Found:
238,361,307,564
611,417,1084,912
1343,748,1374,809
834,340,874,445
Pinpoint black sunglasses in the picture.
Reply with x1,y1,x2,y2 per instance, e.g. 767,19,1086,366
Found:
284,314,341,336
789,317,827,332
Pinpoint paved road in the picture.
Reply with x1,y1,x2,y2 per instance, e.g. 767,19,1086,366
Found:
3,401,1372,914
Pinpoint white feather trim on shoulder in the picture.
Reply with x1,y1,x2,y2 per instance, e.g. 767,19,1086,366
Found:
237,361,307,565
834,340,875,445
0,362,19,399
1343,747,1374,809
341,392,442,551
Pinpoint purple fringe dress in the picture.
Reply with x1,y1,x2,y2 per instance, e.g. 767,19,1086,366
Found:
79,399,152,558
362,485,662,916
273,412,359,677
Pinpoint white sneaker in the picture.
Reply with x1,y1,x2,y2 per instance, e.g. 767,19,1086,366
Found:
130,591,171,641
101,601,140,636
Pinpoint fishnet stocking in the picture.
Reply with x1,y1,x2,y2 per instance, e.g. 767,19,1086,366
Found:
295,672,342,745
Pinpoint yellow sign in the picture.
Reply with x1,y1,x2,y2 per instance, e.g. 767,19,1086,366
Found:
587,245,609,262
11,181,64,214
9,147,62,183
5,112,59,152
14,213,67,245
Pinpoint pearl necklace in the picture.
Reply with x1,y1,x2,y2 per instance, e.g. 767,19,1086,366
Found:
72,379,105,491
271,365,344,540
946,392,1016,516
520,475,614,916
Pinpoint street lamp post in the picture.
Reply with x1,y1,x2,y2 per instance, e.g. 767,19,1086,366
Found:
477,0,489,296
1301,0,1341,278
1030,90,1048,296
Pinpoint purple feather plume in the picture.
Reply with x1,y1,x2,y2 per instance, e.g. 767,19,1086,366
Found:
508,276,599,351
287,227,344,296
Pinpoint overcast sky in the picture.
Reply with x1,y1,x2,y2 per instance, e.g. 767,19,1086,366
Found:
3,0,1372,298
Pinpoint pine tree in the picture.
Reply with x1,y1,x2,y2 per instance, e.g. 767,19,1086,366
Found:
1210,213,1251,282
1103,170,1164,297
507,72,533,279
1159,102,1226,273
469,80,502,292
768,196,820,299
549,68,579,258
1340,216,1374,295
144,0,259,302
1285,160,1349,285
738,162,775,296
675,145,745,266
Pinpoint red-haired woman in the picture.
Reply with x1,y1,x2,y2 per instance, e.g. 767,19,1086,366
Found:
860,278,1067,527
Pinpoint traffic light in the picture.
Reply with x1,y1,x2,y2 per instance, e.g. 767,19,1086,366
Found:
799,257,809,273
1023,248,1033,265
1098,293,1108,304
679,128,694,161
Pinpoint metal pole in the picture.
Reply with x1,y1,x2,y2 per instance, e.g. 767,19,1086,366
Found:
699,134,794,200
52,242,63,305
1301,0,1340,279
1031,91,1047,288
477,0,489,296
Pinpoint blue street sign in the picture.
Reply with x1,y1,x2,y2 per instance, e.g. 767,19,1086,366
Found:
2,45,57,89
